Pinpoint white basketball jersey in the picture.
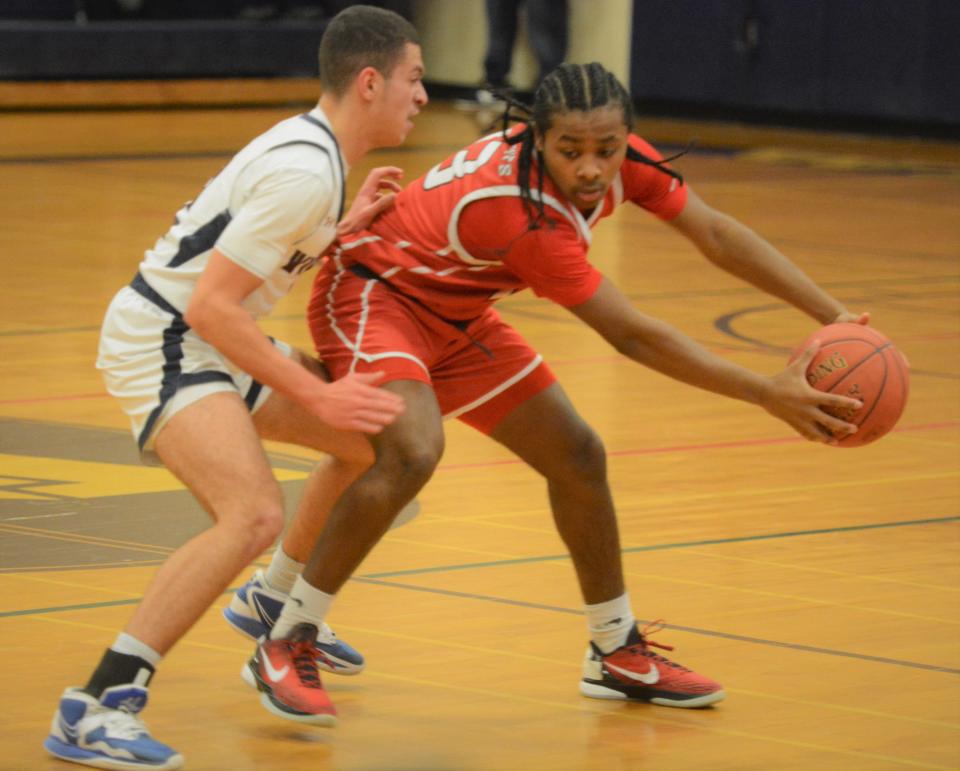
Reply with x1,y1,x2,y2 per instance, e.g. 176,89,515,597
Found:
136,107,347,318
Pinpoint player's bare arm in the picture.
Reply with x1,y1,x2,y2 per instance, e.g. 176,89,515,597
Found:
187,250,404,433
667,189,867,326
568,277,860,444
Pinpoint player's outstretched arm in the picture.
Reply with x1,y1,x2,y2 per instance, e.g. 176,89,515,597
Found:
186,250,404,433
568,278,859,444
667,189,868,326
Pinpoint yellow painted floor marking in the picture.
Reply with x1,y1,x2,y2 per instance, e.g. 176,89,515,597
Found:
0,453,306,500
0,522,174,556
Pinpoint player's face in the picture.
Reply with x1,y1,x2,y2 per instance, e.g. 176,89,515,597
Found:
536,105,629,212
372,42,428,146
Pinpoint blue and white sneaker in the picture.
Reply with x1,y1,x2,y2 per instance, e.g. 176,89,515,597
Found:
224,569,365,675
44,684,183,770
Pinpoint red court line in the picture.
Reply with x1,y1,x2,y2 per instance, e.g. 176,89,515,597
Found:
435,420,960,472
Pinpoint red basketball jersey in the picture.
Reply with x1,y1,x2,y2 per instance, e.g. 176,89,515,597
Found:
324,128,687,321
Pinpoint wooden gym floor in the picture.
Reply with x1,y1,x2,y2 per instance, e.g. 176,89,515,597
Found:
0,89,958,770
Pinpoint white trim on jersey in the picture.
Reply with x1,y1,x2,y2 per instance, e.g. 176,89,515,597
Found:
445,184,593,267
586,174,624,228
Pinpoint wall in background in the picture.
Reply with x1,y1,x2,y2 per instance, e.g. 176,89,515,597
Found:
411,0,632,90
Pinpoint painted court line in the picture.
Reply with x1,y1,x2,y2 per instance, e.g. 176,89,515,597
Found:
350,579,960,676
3,516,958,677
362,515,960,579
24,615,952,769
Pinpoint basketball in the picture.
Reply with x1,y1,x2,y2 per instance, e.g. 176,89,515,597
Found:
790,323,910,447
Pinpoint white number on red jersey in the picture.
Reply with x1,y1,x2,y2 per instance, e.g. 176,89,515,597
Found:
423,140,502,190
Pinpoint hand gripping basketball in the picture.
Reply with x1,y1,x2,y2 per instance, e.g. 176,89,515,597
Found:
789,323,910,447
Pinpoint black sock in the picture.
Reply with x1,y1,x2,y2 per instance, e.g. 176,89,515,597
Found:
84,649,156,698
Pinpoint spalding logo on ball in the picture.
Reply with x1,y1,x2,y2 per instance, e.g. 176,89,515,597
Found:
790,323,910,447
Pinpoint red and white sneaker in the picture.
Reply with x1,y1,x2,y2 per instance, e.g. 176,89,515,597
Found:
246,623,338,726
580,622,725,708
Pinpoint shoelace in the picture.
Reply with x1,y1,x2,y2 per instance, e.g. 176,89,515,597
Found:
627,620,691,672
98,707,149,739
290,641,324,688
316,622,338,645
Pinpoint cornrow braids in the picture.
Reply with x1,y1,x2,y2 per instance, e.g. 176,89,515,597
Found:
491,62,687,229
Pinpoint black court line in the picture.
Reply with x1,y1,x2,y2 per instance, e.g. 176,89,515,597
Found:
4,572,956,676
359,515,959,580
351,578,960,676
4,514,958,676
714,303,960,380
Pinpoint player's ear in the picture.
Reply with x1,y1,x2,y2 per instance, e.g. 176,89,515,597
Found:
355,66,382,102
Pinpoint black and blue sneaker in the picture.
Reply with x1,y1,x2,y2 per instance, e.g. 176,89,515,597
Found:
224,569,364,675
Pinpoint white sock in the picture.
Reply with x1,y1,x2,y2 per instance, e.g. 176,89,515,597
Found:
270,575,336,640
263,548,304,595
585,593,636,654
111,632,162,668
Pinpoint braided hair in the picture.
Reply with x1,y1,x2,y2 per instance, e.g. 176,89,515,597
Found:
493,62,686,229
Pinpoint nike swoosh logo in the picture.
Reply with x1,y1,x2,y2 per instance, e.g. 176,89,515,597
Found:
251,593,280,627
58,717,79,740
260,651,290,683
605,661,659,685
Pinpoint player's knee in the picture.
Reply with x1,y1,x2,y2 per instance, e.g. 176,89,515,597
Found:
225,499,284,558
557,425,607,485
377,436,443,495
249,506,285,549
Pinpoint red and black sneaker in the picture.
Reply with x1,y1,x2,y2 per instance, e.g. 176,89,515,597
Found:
246,623,338,726
580,622,725,708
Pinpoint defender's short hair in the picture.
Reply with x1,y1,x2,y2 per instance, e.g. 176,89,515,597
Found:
318,5,420,96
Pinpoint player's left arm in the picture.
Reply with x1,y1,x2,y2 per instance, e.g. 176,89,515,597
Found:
567,277,861,443
666,188,868,326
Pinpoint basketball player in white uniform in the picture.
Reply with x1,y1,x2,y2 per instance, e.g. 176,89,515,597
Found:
44,6,427,769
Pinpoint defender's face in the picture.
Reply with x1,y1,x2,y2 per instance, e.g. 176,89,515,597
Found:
372,42,428,147
536,106,629,212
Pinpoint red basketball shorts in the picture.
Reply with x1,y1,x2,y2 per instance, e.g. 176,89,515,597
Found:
308,268,555,434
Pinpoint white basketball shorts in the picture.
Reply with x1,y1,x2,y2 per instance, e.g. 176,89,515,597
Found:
97,279,289,463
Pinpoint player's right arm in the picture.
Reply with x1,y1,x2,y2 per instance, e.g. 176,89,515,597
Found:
567,277,860,444
186,250,402,434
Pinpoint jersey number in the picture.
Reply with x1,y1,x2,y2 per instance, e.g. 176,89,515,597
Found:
422,140,501,190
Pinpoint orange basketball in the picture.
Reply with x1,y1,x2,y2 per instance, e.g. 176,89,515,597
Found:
790,323,910,447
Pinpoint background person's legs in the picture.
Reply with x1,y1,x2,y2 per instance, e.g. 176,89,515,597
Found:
483,0,522,88
525,0,568,86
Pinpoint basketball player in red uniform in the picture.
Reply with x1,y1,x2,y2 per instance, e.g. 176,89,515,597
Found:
243,62,868,721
